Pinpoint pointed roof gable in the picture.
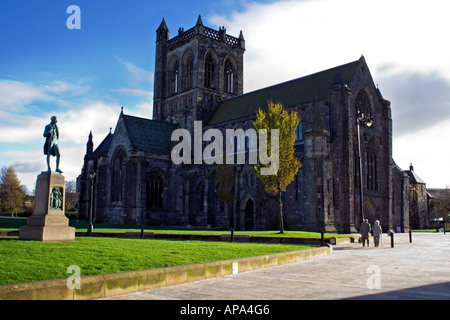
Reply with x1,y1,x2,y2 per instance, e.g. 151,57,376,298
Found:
208,57,362,125
405,164,426,184
112,112,178,156
157,18,169,31
93,131,113,157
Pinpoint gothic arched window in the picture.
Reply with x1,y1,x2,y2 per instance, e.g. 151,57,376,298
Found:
355,90,372,119
354,147,378,191
366,150,378,191
204,53,215,89
224,59,235,93
111,148,126,203
354,149,360,189
183,52,194,90
169,59,179,95
146,171,163,209
295,122,303,141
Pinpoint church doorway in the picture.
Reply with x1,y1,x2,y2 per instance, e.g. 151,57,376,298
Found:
244,198,254,230
363,199,378,225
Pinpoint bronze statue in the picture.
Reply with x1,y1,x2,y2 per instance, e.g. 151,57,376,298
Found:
43,116,63,173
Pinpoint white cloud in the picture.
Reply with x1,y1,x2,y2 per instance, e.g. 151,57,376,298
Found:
11,159,42,173
59,100,121,145
111,57,153,99
4,0,450,190
0,80,48,110
7,145,87,192
0,66,154,191
115,56,154,83
378,71,450,136
127,102,154,119
207,0,450,188
0,99,121,190
0,79,89,111
2,151,43,183
59,145,88,183
394,119,450,188
0,115,44,143
209,0,450,91
0,100,119,146
0,62,148,191
15,172,39,194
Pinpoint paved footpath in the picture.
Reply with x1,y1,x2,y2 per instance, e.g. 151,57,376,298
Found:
104,232,450,300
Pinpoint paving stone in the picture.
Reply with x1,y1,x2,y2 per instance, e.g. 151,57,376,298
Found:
102,233,450,300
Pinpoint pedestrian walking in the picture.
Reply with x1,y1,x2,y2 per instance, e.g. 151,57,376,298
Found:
372,220,382,247
360,219,371,247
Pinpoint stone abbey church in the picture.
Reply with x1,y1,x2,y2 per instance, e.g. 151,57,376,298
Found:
78,16,420,233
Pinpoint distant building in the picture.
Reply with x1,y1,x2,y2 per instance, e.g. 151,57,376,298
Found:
405,164,429,229
77,16,419,233
427,187,450,228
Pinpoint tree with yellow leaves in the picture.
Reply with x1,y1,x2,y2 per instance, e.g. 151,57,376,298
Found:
253,102,301,233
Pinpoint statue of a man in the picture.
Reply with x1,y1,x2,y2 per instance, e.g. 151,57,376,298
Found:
43,116,63,173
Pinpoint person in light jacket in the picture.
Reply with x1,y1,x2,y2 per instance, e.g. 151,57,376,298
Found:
360,219,371,247
372,220,383,247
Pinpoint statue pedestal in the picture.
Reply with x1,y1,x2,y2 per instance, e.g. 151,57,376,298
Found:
20,172,75,242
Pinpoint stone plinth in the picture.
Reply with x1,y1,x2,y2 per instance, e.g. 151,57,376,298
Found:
20,172,75,242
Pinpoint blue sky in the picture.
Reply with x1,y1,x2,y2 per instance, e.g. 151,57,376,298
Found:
0,0,260,190
1,0,450,191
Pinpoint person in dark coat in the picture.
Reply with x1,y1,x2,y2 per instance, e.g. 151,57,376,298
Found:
360,219,371,247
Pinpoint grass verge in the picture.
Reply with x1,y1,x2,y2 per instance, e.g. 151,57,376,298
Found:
0,237,308,286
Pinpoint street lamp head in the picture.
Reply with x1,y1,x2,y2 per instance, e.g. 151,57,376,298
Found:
89,170,96,181
357,112,373,127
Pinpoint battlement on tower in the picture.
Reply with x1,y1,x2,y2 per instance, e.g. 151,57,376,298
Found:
166,24,245,50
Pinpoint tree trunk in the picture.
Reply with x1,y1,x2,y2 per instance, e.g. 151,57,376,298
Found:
278,190,284,234
226,201,235,230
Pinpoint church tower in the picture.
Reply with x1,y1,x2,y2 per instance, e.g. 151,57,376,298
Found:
302,101,335,232
153,16,245,124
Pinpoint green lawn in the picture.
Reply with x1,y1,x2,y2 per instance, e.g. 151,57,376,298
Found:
0,236,308,286
0,216,348,286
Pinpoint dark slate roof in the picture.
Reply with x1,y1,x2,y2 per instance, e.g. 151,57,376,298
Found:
209,57,362,125
121,114,178,156
405,169,426,184
405,164,426,184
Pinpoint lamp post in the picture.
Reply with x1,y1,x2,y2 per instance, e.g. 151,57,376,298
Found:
356,111,373,223
87,170,96,234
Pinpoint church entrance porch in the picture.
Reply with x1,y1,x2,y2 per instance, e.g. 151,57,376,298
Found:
244,198,254,230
